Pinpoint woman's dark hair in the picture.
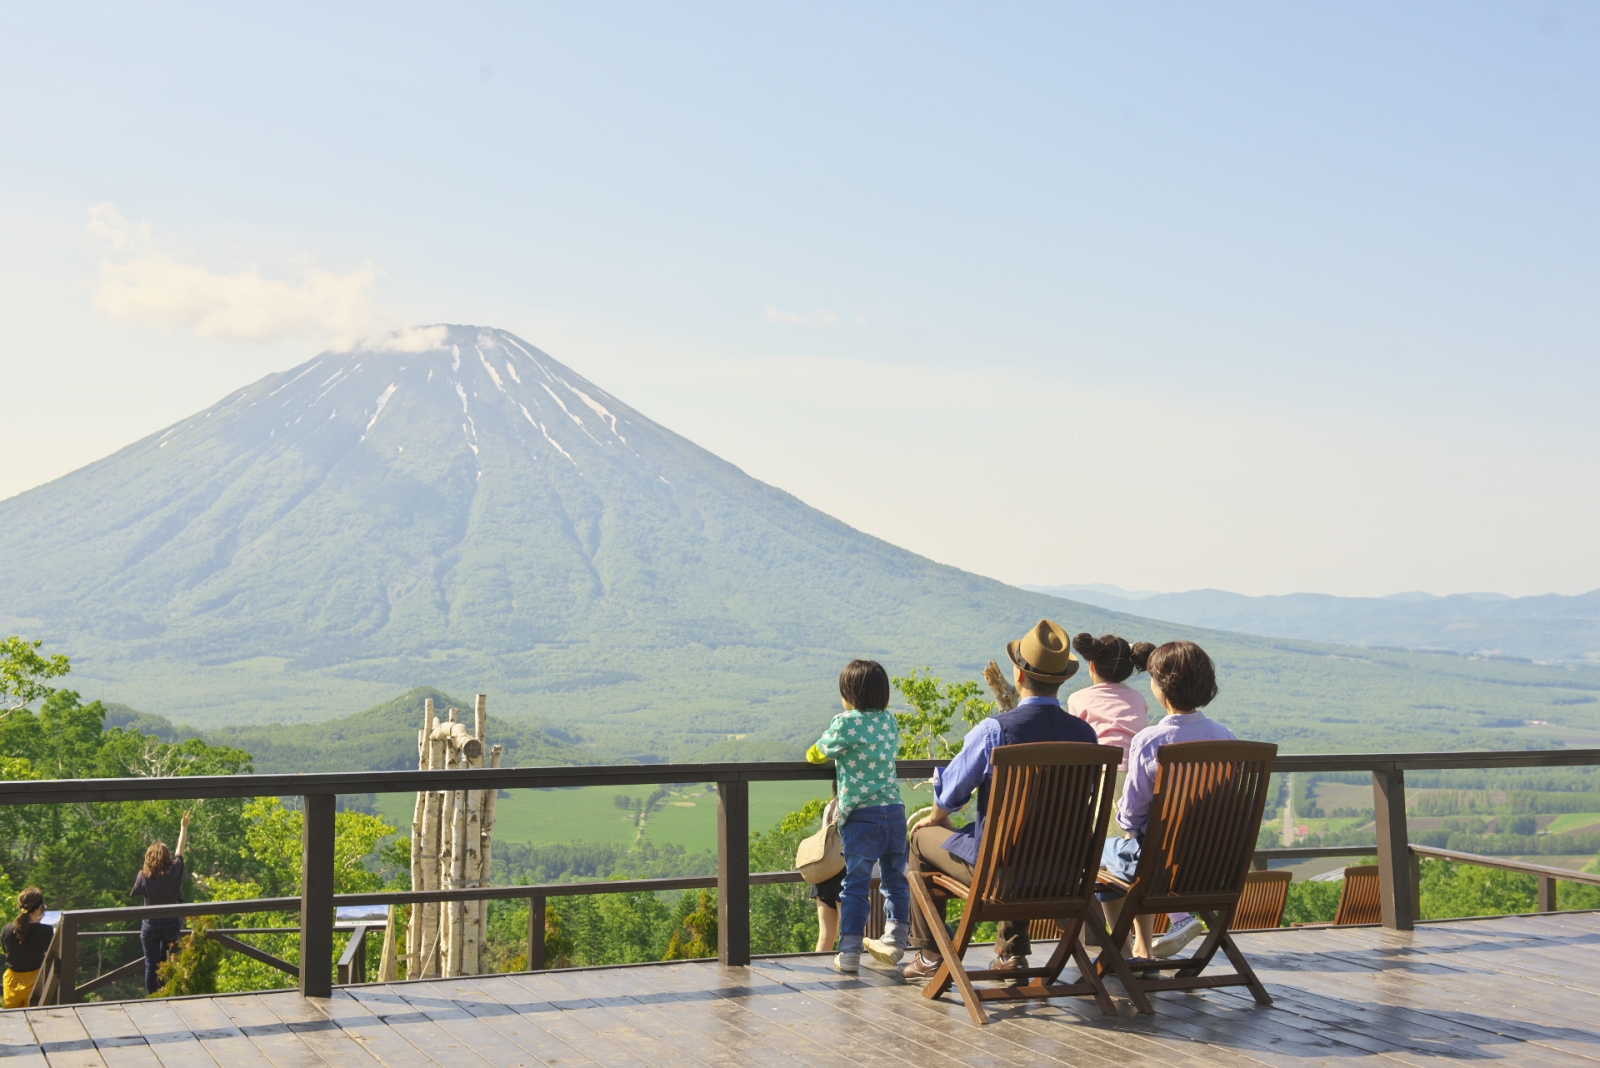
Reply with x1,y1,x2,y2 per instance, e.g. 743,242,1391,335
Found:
144,841,173,879
14,887,44,944
1072,633,1156,685
1144,640,1219,712
839,659,891,711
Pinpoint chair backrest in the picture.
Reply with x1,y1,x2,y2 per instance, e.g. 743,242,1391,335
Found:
1332,865,1382,925
1136,740,1279,911
1233,870,1293,930
969,742,1122,914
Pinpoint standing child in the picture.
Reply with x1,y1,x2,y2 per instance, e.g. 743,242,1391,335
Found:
806,659,911,973
1067,633,1154,769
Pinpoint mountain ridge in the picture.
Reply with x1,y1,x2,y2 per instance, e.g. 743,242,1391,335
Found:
3,325,1598,759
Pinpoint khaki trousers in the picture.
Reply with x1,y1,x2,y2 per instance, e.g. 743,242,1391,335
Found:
906,826,1031,959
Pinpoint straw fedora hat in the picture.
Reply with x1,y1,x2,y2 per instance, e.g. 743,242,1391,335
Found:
1006,619,1079,684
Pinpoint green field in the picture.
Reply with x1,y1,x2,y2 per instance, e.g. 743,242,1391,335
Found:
1545,813,1600,835
376,780,942,853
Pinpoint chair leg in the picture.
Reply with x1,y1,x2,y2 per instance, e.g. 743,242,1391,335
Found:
1068,932,1118,1017
1085,898,1153,1015
908,874,988,1026
1216,931,1273,1007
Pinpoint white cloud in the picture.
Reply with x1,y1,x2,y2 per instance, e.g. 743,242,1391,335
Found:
762,305,839,327
88,203,383,342
361,325,450,353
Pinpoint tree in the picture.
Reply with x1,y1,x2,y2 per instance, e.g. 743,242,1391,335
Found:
891,668,994,760
0,636,71,721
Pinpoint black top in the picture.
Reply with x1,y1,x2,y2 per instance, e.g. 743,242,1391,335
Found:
131,855,185,906
2,920,54,974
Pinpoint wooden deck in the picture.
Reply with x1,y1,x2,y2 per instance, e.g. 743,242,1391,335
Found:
4,912,1598,1067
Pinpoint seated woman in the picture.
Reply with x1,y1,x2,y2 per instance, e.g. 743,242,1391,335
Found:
1100,640,1234,959
2,888,51,1008
1068,632,1154,768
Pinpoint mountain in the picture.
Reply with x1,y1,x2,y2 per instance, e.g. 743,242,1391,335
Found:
1026,585,1600,662
3,325,1598,758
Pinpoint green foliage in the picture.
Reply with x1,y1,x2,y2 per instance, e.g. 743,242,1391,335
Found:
1418,859,1538,919
747,797,826,954
155,915,227,997
1283,878,1343,924
661,890,717,959
891,668,994,760
0,636,72,716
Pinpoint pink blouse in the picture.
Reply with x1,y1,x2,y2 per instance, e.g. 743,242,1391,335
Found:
1066,682,1149,769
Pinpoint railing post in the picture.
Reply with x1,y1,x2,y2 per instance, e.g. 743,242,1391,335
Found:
1538,875,1557,912
716,779,750,966
301,793,336,997
58,914,77,1004
1371,769,1415,931
528,894,546,970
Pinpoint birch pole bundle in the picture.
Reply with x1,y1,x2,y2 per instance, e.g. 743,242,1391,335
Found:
407,693,500,977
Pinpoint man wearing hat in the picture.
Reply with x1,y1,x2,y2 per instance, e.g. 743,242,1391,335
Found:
892,620,1098,982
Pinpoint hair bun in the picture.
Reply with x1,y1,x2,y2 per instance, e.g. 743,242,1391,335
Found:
1072,632,1103,660
1130,642,1156,672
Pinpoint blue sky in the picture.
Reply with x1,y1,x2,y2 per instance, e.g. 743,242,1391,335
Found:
2,3,1597,597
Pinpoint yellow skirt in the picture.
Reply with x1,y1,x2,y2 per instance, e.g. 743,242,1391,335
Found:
2,967,38,1009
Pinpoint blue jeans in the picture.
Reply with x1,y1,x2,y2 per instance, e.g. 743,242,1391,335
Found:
837,804,909,954
1097,834,1190,926
141,918,182,993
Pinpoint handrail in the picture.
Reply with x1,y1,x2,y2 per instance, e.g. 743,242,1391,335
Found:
7,745,1599,998
2,749,1598,805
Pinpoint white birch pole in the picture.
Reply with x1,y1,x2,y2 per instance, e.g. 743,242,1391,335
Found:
419,732,444,977
378,905,399,982
477,743,503,972
447,759,469,976
462,745,483,973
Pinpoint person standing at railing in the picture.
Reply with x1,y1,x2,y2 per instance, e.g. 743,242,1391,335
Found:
130,810,190,993
1100,640,1235,960
1067,633,1153,769
2,888,51,1008
806,659,911,975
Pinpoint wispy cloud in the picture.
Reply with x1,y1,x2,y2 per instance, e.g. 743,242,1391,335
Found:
87,203,383,342
762,305,840,328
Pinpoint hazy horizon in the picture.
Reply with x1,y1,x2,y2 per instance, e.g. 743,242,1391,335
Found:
4,5,1598,599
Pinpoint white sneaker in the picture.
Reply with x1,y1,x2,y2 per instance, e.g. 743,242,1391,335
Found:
1152,917,1205,959
861,937,905,966
832,951,860,973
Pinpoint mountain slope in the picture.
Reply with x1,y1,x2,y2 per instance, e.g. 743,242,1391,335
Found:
3,325,1598,758
1027,585,1600,661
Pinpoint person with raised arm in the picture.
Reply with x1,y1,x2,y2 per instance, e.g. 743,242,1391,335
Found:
131,810,191,993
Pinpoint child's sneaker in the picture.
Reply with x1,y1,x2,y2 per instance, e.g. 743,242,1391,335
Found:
861,937,904,966
1152,917,1205,958
832,951,860,974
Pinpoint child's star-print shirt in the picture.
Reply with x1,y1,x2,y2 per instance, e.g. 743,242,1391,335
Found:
806,708,902,819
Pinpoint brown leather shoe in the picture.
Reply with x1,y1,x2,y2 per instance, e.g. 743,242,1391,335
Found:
989,954,1030,987
900,951,943,983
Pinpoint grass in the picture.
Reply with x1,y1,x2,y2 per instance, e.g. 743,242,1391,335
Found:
1544,813,1600,835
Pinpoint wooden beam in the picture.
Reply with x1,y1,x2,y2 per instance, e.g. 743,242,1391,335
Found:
528,894,545,970
717,779,750,966
1539,876,1557,913
1372,769,1415,931
301,792,336,997
72,951,144,999
57,914,77,1004
337,923,369,985
208,931,300,977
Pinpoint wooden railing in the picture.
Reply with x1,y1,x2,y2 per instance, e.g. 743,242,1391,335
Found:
3,747,1597,998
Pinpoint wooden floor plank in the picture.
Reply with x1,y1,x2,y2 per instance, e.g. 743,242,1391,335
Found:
64,1006,161,1068
108,1002,218,1068
499,972,687,1068
533,966,749,1068
0,1007,48,1068
158,999,277,1068
371,981,551,1068
339,985,500,1068
205,995,344,1068
413,975,623,1068
21,1007,108,1068
307,991,444,1068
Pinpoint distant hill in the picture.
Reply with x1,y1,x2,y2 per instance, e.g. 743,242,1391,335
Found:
3,325,1598,759
104,687,599,773
1028,584,1600,662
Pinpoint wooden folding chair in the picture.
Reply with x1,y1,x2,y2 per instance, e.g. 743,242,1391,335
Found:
908,741,1123,1026
1092,740,1279,1014
1332,865,1382,925
1145,870,1290,938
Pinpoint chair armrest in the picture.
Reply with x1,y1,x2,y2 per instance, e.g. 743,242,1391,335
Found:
929,874,972,900
1096,868,1132,892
